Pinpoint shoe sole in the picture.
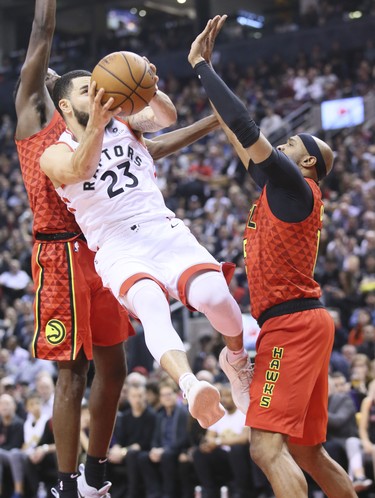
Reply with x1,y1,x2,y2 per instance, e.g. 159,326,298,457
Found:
188,382,225,429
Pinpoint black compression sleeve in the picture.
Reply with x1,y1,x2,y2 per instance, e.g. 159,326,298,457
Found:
194,61,260,148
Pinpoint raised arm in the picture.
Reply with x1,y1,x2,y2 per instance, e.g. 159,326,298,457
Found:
15,0,57,139
188,15,273,167
145,114,219,161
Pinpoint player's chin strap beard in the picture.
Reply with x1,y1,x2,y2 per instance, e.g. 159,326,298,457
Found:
298,133,326,182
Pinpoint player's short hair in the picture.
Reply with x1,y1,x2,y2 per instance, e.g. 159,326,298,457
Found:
53,69,91,116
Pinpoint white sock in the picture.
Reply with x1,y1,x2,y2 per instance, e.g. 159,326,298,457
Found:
179,372,198,394
227,347,248,364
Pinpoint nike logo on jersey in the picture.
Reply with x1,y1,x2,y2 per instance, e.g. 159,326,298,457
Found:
70,473,79,479
171,222,179,228
99,458,108,464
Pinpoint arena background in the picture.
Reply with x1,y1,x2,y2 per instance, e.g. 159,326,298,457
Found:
0,1,375,497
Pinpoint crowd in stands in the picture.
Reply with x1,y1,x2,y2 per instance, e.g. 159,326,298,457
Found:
0,6,375,497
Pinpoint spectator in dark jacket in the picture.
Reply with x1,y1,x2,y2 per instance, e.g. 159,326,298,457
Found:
108,384,157,498
0,393,24,497
138,379,190,498
326,375,372,493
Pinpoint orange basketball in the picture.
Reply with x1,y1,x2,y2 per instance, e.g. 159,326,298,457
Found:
91,51,156,115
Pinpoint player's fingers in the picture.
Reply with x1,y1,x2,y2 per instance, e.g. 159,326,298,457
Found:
196,17,214,42
211,14,226,39
89,80,97,99
112,106,122,116
149,63,157,75
102,96,116,112
95,87,106,104
217,14,227,32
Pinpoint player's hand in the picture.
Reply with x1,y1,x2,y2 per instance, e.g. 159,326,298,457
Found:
88,81,121,129
144,58,159,94
188,15,227,68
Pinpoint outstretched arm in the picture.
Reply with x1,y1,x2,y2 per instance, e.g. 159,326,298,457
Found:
145,114,219,160
188,15,273,168
15,0,57,139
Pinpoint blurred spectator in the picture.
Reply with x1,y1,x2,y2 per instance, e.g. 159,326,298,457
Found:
359,379,375,481
108,384,157,498
325,375,372,493
24,416,57,497
7,391,50,497
35,374,55,420
192,384,266,498
348,309,373,346
0,260,30,304
357,325,375,361
145,380,161,414
138,379,190,498
4,337,29,372
0,393,24,497
349,353,371,411
259,106,286,143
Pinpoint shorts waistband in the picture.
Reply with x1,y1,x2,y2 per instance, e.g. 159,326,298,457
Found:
35,231,85,242
257,298,324,328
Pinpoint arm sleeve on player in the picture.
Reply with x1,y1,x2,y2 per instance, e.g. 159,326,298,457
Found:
250,149,314,222
194,61,260,148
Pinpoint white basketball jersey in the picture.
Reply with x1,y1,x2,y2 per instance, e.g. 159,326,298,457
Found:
55,119,175,250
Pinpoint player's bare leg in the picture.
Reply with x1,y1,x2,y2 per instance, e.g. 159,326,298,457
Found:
250,429,308,497
53,350,89,473
76,342,127,495
289,443,357,498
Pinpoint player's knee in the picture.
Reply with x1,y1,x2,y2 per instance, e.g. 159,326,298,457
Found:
56,364,88,400
188,271,233,312
122,278,164,315
250,440,270,469
93,343,127,384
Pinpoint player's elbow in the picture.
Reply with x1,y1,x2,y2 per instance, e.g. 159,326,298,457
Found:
74,165,94,182
160,109,177,128
71,158,97,182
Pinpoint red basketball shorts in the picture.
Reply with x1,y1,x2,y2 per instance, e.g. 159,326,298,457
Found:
246,308,334,446
31,238,134,361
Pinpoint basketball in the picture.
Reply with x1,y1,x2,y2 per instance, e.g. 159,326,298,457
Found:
91,51,156,115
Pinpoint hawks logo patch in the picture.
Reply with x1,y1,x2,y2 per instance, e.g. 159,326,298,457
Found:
45,319,66,345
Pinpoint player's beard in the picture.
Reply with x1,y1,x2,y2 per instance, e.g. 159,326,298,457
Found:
72,106,89,127
72,107,114,130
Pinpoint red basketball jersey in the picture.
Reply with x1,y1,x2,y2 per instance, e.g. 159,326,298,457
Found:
15,111,80,236
243,178,323,320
